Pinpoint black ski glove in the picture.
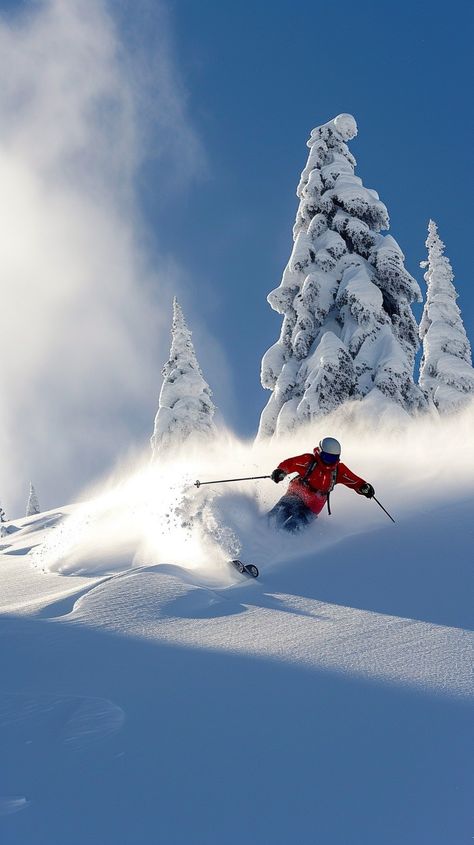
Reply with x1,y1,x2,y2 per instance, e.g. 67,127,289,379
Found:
359,482,375,498
271,468,286,483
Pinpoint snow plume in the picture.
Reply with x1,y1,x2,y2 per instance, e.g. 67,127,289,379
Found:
33,402,474,580
0,0,203,516
33,440,245,582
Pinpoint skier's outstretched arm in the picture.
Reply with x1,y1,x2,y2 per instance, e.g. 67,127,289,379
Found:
271,453,313,483
337,463,375,498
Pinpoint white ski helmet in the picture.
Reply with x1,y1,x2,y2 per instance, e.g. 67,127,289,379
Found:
319,437,341,456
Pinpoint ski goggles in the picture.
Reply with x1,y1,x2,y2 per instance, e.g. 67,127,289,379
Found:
320,451,340,464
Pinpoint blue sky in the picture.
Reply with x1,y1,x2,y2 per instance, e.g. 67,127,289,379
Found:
139,0,474,434
0,0,472,512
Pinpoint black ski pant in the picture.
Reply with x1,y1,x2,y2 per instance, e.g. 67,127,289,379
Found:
267,494,316,533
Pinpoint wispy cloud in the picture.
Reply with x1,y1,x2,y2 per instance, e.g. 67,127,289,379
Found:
0,0,205,515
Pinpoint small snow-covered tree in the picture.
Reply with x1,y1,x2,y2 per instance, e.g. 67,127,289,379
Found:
0,503,6,536
26,483,40,517
258,113,426,437
151,298,217,458
419,220,474,412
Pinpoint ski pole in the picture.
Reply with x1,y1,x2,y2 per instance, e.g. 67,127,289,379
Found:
373,496,396,523
194,475,271,488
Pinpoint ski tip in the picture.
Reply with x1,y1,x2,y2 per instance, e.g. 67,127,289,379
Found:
229,560,259,578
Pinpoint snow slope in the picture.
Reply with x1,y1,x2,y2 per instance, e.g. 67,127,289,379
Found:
1,408,473,845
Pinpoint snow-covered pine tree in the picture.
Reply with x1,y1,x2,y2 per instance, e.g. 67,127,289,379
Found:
258,113,426,437
26,483,40,517
0,502,6,537
419,220,474,412
150,298,217,459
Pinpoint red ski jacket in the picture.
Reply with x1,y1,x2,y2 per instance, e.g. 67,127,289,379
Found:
277,448,367,514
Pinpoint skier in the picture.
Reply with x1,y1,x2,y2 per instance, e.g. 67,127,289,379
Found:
268,437,374,532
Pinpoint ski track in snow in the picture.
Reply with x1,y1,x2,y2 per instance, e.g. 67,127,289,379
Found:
0,797,30,818
0,692,125,751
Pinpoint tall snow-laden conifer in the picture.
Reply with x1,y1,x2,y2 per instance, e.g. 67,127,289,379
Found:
258,114,426,437
419,220,474,411
26,483,40,517
151,298,217,458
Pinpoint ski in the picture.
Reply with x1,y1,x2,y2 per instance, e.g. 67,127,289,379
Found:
229,559,259,579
